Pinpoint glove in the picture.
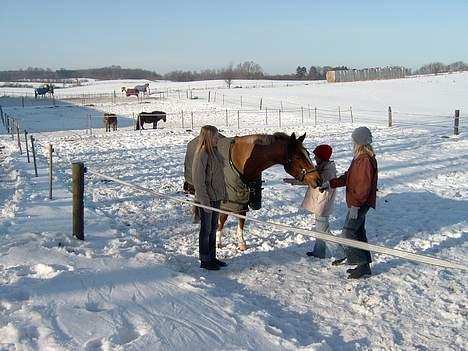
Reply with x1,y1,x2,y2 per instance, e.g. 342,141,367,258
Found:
349,206,359,219
318,181,330,193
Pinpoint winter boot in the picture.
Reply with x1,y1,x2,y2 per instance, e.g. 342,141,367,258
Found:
347,263,371,279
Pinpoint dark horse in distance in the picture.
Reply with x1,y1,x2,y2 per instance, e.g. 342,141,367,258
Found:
136,111,167,130
34,84,54,99
184,132,321,250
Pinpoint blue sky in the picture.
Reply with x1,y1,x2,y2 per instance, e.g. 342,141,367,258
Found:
1,0,467,74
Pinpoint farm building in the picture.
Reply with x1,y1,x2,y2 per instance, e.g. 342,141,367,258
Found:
327,67,408,82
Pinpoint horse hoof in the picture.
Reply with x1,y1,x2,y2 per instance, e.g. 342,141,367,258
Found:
238,243,247,251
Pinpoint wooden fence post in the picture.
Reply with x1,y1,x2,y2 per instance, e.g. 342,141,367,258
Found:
191,111,194,129
259,98,262,110
225,109,228,126
48,144,54,200
301,106,304,124
350,106,354,123
265,107,268,125
208,91,211,102
30,135,38,177
338,106,341,122
308,105,311,125
454,109,460,135
279,109,282,128
388,106,393,127
314,106,318,127
24,130,30,163
181,111,184,128
72,162,85,240
240,96,243,107
237,110,240,129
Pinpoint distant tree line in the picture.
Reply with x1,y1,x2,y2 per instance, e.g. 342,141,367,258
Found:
412,61,468,75
1,61,468,83
0,65,162,82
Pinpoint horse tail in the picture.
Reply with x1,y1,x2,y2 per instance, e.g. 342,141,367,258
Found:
192,205,200,224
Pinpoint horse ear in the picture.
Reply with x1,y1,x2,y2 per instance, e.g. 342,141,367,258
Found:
290,132,297,141
298,133,306,144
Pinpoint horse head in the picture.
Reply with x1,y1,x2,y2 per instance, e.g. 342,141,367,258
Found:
121,87,126,92
284,133,322,188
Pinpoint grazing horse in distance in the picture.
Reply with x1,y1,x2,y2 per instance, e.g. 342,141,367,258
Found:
103,113,117,132
136,111,167,130
134,83,150,95
34,84,54,99
121,87,140,97
184,132,322,251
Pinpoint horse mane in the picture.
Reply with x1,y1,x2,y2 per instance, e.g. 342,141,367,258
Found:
237,132,290,145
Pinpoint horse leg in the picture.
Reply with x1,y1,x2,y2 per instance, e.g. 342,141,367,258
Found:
237,213,247,251
216,213,228,248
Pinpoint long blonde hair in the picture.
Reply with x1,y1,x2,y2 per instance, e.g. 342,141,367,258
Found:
196,125,219,155
354,143,375,158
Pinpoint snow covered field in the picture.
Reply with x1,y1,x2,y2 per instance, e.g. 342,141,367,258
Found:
0,74,467,350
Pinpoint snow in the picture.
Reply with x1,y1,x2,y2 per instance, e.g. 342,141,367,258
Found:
0,73,467,350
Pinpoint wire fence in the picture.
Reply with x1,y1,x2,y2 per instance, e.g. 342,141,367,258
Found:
2,102,467,272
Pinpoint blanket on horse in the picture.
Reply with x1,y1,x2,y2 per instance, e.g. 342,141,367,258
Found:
184,136,262,213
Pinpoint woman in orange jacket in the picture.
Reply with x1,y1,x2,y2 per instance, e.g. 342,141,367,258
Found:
320,126,378,279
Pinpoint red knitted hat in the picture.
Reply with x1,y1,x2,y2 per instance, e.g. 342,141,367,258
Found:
313,144,332,161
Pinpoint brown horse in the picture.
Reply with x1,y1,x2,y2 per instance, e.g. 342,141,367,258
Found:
185,132,321,251
103,113,117,132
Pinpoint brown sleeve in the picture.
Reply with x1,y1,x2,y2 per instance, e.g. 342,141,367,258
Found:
330,172,347,188
348,157,374,207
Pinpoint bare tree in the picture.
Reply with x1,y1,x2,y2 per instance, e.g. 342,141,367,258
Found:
223,64,234,88
236,61,264,79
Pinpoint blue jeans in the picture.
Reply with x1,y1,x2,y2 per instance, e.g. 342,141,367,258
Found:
342,204,372,264
313,216,345,258
199,201,220,263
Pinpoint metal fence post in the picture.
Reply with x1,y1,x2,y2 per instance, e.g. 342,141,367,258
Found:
16,126,22,154
30,135,38,177
72,162,85,240
24,130,30,163
48,144,54,199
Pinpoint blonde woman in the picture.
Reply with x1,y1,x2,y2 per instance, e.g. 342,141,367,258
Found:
192,125,226,271
320,127,378,279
